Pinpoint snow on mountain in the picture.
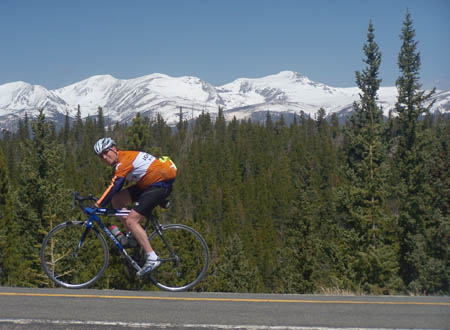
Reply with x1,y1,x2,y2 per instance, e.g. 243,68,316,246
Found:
220,71,359,109
0,81,69,129
53,75,122,118
102,73,220,123
0,81,68,114
52,73,220,124
219,71,363,120
0,71,448,131
432,90,450,113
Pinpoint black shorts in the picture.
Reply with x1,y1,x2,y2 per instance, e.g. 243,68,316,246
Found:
126,184,170,217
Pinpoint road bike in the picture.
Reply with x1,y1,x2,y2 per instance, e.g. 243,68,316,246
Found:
40,192,209,292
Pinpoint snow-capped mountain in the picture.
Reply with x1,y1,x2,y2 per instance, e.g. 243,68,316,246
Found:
0,81,69,128
53,73,222,125
0,71,448,131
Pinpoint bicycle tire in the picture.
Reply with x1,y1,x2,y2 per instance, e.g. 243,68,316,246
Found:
148,224,209,292
40,221,109,289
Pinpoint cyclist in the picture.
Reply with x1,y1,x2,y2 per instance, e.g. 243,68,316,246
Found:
93,137,177,276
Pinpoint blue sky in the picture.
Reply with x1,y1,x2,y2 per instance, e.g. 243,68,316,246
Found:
1,0,449,90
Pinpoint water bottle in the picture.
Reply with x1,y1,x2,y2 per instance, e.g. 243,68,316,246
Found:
110,225,126,244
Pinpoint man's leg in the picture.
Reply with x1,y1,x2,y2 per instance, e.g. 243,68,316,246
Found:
130,186,168,276
126,208,161,276
123,209,153,254
112,189,154,253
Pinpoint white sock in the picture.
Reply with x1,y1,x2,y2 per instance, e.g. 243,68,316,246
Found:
147,251,158,260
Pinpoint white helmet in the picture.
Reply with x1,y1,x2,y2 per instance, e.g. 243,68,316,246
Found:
94,138,116,155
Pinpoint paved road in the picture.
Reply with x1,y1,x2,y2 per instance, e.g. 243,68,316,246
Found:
0,286,449,329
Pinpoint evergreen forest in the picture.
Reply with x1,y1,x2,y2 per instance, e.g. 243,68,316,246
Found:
0,13,448,295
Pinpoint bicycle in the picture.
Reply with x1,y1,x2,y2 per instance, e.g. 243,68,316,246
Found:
40,192,209,292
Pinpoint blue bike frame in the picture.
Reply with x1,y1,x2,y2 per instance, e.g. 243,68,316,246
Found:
77,206,142,271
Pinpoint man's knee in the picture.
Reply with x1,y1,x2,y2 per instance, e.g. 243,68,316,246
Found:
125,210,144,227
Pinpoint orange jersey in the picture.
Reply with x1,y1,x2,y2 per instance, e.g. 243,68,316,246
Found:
96,151,176,207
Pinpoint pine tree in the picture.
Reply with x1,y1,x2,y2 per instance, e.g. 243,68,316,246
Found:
97,106,106,136
59,111,71,144
392,10,440,293
336,21,400,293
0,146,14,284
350,21,387,239
151,113,172,154
12,110,70,286
213,233,262,292
17,113,30,141
126,112,150,151
425,115,450,293
330,113,340,141
73,105,84,147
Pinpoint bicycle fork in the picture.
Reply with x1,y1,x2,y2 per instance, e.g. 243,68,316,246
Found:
73,220,93,257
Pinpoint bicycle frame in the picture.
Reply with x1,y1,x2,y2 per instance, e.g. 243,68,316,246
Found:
80,207,143,272
79,206,177,272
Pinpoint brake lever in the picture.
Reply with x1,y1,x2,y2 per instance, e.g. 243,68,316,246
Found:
87,194,98,202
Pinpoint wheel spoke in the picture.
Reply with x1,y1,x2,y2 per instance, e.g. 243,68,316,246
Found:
41,222,109,289
148,224,209,292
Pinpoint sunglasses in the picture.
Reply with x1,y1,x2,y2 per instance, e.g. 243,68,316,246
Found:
99,149,111,157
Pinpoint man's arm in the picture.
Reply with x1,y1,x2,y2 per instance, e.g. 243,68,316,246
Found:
95,176,126,208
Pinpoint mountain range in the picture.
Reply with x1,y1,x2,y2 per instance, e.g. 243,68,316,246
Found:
0,70,449,131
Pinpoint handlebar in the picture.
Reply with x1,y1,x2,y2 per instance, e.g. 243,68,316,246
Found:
72,191,98,210
71,192,129,216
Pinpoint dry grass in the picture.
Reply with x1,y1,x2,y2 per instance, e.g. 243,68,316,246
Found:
318,286,362,296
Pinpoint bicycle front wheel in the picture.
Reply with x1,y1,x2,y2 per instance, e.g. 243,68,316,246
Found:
148,224,209,292
40,221,109,289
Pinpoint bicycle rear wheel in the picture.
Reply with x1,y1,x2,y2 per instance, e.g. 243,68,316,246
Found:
148,224,209,292
40,221,109,289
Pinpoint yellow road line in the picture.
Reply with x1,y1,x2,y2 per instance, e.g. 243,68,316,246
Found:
0,292,449,306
